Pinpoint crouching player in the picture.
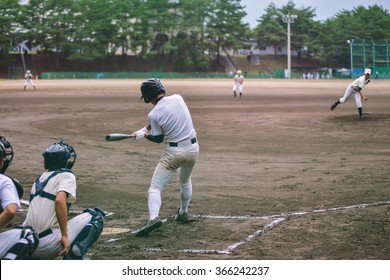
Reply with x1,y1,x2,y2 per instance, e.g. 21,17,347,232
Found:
0,136,38,260
23,139,105,260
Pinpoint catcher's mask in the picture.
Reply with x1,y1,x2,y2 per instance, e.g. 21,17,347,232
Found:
43,138,77,171
0,136,14,174
140,78,166,103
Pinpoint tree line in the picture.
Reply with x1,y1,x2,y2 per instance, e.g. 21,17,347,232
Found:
1,0,389,71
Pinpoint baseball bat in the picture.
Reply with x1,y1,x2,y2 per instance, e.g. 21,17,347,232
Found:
105,133,133,141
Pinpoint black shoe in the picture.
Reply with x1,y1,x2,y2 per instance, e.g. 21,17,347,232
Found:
174,209,189,222
134,217,162,237
330,103,337,110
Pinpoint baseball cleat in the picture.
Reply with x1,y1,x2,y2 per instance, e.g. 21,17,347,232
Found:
133,217,162,237
174,209,189,222
330,104,337,110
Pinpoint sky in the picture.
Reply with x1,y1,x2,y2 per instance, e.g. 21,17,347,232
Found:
241,0,390,28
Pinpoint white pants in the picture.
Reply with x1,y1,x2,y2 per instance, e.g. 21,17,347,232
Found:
339,86,362,108
0,226,37,259
147,141,199,219
232,83,243,93
24,79,35,87
31,212,92,259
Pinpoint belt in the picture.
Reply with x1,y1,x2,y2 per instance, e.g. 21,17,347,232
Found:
168,137,197,147
38,228,53,238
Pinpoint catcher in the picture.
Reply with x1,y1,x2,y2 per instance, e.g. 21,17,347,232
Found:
23,139,105,259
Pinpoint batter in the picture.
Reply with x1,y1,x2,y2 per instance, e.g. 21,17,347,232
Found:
132,78,199,237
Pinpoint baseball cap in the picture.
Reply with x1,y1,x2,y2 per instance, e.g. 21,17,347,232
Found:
364,68,371,75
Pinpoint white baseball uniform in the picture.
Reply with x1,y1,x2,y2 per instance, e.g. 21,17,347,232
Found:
147,94,199,220
0,174,36,259
23,171,93,259
233,73,244,96
338,75,369,108
24,71,36,90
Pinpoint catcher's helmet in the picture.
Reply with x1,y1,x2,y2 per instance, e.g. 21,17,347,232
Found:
43,138,77,171
0,136,14,174
140,78,165,103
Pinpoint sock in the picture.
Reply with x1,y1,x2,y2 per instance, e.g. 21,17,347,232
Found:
358,107,363,117
180,186,192,214
148,192,161,220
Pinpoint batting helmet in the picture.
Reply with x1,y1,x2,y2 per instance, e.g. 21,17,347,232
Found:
0,136,14,174
43,138,77,171
140,78,166,103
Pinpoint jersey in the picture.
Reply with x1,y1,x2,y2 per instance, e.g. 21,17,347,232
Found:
0,174,21,215
148,94,196,143
234,74,244,85
23,171,76,234
349,75,369,92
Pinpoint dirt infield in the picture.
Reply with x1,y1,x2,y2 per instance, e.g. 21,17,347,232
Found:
1,78,389,260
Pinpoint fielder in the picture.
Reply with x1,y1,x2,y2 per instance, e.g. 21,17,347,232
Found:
330,68,371,119
24,70,36,90
0,136,39,260
23,139,105,259
131,78,199,237
232,70,244,97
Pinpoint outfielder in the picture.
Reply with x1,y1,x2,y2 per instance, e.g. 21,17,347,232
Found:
24,70,36,90
23,139,105,259
0,136,38,260
330,68,371,119
232,70,244,97
131,78,199,237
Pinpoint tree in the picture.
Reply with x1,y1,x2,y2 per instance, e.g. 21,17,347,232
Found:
319,5,390,65
254,1,321,58
206,0,249,61
0,0,24,52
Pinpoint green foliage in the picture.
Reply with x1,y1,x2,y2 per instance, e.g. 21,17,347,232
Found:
2,1,389,70
0,0,24,52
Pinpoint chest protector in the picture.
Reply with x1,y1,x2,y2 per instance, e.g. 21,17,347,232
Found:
30,168,73,202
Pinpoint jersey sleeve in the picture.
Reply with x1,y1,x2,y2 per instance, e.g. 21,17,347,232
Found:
57,172,77,203
0,177,21,210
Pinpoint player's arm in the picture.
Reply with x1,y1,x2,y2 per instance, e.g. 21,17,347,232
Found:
0,203,18,230
359,91,368,101
145,133,164,143
55,191,70,256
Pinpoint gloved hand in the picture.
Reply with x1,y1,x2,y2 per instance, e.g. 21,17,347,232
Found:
132,127,149,140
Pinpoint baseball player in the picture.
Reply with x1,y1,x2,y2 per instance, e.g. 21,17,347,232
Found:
24,70,36,90
23,139,105,259
0,136,39,260
330,68,371,119
131,78,199,237
232,70,244,97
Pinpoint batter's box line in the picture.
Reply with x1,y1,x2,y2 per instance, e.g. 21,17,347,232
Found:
141,200,390,255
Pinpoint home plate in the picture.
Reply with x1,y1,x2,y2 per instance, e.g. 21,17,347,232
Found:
102,227,131,235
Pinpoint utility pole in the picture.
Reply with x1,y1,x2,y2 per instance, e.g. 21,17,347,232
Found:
283,14,297,79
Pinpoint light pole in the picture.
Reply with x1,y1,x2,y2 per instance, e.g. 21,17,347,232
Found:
347,39,354,78
283,13,297,79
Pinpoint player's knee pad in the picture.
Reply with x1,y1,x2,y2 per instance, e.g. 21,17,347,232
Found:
3,226,39,260
65,208,105,260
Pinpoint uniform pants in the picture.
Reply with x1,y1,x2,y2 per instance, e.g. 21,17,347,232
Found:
31,212,92,259
0,226,37,259
339,86,362,108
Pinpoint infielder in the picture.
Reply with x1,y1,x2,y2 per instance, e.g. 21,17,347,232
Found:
0,136,39,260
330,68,371,119
232,70,244,97
131,78,199,237
24,70,36,90
23,139,105,259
